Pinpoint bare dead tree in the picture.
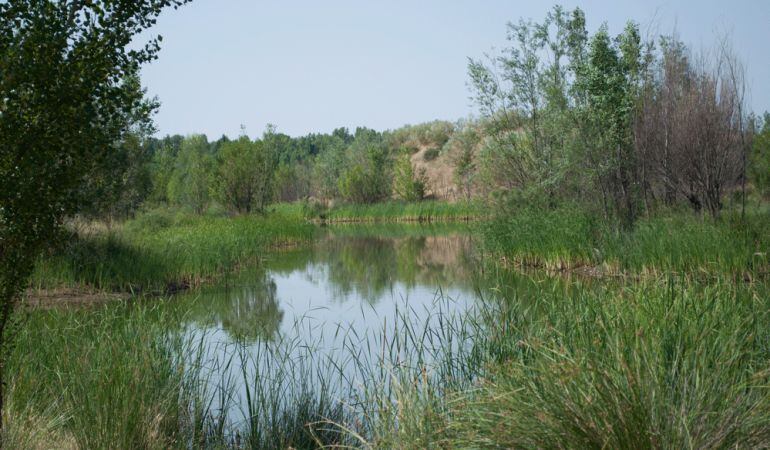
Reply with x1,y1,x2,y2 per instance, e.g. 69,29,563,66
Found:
633,36,750,218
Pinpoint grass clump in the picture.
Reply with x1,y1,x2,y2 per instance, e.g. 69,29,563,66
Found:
323,200,481,223
448,276,770,448
8,304,193,449
32,208,314,294
482,205,769,276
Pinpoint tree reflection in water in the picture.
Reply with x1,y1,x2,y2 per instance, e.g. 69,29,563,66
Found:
180,225,479,345
186,270,284,342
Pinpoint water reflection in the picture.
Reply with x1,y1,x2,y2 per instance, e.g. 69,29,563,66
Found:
178,225,479,345
184,272,283,341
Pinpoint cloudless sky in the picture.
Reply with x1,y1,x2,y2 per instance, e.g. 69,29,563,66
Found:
140,0,770,139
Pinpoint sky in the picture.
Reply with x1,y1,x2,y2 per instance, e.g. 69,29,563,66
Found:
139,0,770,139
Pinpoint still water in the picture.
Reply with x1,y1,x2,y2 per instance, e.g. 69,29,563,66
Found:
179,224,480,347
172,224,484,426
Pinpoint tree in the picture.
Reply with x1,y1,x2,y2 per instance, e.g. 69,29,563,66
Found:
751,113,770,199
312,140,347,200
0,0,190,430
467,6,587,204
393,150,427,201
574,24,643,227
214,137,275,214
634,37,751,217
71,75,158,222
338,145,391,204
450,125,480,201
167,134,214,214
274,162,312,202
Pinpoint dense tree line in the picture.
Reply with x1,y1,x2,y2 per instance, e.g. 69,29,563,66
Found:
101,122,456,217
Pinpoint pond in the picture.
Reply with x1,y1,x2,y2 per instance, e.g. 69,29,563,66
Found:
171,223,487,429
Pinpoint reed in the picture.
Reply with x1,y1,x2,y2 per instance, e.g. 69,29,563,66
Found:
481,206,769,276
31,208,315,294
322,200,481,223
448,276,770,448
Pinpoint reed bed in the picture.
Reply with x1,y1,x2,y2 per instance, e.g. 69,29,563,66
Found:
448,275,770,448
322,200,481,223
31,208,315,294
482,206,769,277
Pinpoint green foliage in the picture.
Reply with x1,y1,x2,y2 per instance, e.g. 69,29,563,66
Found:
337,145,391,204
422,147,440,161
0,0,191,425
274,162,312,202
575,23,643,227
449,125,480,200
214,136,275,214
466,6,751,223
751,112,770,199
312,139,348,199
76,123,156,220
167,134,214,214
468,7,587,204
393,151,427,201
148,142,178,204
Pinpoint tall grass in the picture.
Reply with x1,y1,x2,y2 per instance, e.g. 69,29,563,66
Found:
448,275,770,448
322,200,481,223
8,304,194,449
482,206,769,275
32,208,314,293
7,293,483,448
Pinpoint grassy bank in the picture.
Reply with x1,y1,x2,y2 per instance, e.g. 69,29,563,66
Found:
311,200,481,223
481,206,769,276
31,208,314,295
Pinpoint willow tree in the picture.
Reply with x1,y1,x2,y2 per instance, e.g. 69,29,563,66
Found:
0,0,190,430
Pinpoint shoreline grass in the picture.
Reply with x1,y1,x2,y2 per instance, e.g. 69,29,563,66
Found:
31,207,315,295
481,205,769,277
316,200,482,223
446,275,770,448
12,202,770,448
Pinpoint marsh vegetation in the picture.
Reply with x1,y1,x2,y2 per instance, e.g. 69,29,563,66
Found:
1,2,769,449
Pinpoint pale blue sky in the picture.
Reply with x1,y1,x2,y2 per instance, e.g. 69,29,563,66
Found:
140,0,770,138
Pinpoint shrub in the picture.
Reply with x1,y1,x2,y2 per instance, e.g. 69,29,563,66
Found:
393,152,427,201
423,147,440,161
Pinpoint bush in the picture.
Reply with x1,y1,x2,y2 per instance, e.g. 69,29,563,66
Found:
423,147,440,161
393,152,427,201
214,137,275,214
337,146,391,204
